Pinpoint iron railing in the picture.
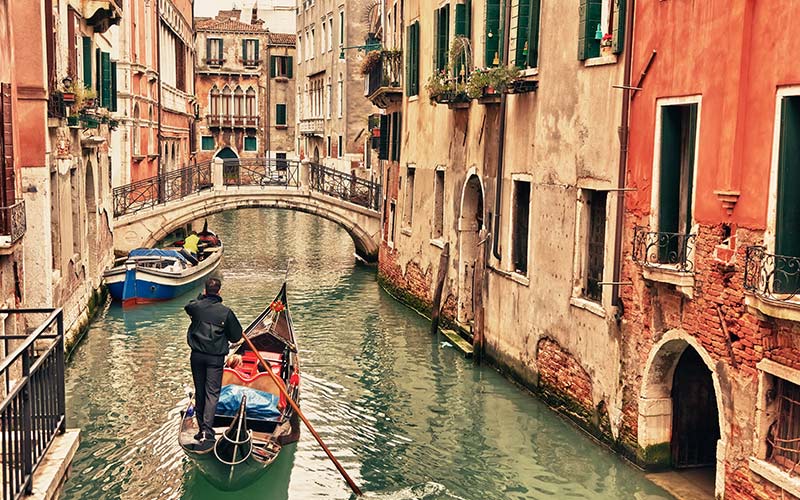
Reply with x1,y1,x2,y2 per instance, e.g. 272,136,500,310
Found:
309,162,381,211
632,226,697,273
222,158,300,188
365,50,402,98
744,246,800,301
0,201,26,244
112,161,212,217
0,308,65,500
47,92,66,119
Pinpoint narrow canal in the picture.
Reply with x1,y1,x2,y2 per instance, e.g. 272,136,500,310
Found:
61,209,671,500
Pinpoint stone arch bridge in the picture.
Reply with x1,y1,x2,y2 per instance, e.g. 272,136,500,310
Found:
112,158,382,262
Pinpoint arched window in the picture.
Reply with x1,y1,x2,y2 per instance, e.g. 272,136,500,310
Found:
246,87,256,117
234,86,244,118
210,85,220,116
221,85,232,117
148,106,154,154
133,104,140,155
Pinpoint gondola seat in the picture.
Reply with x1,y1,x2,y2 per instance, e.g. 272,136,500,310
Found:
237,351,283,378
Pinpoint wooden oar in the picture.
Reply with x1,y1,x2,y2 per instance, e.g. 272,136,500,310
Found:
239,333,363,496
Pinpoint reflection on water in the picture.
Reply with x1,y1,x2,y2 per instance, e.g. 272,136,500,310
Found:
61,209,671,499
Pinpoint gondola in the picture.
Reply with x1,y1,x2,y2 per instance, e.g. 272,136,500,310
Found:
178,282,301,490
104,225,223,307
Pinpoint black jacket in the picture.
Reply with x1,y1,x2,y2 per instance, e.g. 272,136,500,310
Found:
185,294,243,355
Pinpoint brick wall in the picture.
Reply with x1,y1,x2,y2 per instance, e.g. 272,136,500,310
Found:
536,337,597,428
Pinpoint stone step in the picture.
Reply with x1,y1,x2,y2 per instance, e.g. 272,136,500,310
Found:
439,328,473,358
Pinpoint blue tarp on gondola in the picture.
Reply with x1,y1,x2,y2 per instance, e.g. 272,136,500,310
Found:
216,385,282,420
128,248,189,262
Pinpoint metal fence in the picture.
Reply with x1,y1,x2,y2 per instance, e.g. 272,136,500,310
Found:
0,201,26,244
222,158,300,188
112,161,212,217
631,226,697,273
744,245,800,301
0,309,65,500
309,162,381,211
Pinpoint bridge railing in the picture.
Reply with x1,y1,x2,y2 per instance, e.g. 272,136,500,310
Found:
113,161,213,216
309,162,381,211
0,308,65,500
222,158,300,188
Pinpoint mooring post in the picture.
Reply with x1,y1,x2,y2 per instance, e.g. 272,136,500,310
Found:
473,229,488,364
430,242,450,337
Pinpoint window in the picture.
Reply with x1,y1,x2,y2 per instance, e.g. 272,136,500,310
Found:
337,75,343,117
246,87,256,117
298,35,302,61
276,152,288,170
578,0,627,60
435,5,450,72
338,135,343,158
514,0,541,68
234,86,244,117
242,39,259,65
390,112,402,161
244,136,257,151
133,104,140,155
327,136,331,157
655,102,698,262
389,200,397,245
321,23,326,56
148,106,154,154
580,190,607,302
511,180,531,275
775,96,800,292
0,82,15,207
339,11,344,46
328,18,334,51
210,85,220,116
175,39,186,90
221,85,232,116
82,36,92,87
770,376,800,472
206,38,223,64
485,0,501,66
378,114,390,160
100,52,112,109
201,136,215,151
276,103,287,126
433,169,445,239
326,79,332,118
403,166,415,227
270,56,293,78
310,29,315,58
454,2,470,37
406,21,419,96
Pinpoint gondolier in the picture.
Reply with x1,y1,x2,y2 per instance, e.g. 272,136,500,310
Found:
185,277,243,445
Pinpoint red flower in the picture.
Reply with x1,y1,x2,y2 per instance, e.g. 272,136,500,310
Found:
270,300,285,312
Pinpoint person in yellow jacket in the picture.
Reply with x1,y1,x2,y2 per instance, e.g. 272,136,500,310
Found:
183,231,200,258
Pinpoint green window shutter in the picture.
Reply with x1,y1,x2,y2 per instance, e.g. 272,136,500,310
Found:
526,0,541,68
485,0,501,66
206,38,212,60
270,56,277,77
776,97,800,292
110,61,117,112
82,36,92,87
395,112,402,161
514,0,531,68
466,0,472,37
378,114,389,160
412,23,419,95
658,106,682,235
578,0,602,60
242,40,247,61
95,48,101,94
276,103,287,125
101,52,111,109
612,0,626,54
287,56,293,78
201,136,215,150
254,40,260,61
684,105,698,235
435,6,450,72
244,136,257,151
455,3,467,37
406,25,413,95
218,39,224,60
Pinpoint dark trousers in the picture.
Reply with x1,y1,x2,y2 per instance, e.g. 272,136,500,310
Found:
190,351,225,436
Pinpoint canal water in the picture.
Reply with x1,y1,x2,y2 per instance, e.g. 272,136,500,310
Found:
61,209,671,500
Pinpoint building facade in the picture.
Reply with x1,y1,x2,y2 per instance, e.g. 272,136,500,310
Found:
296,0,379,172
195,9,296,163
621,1,800,498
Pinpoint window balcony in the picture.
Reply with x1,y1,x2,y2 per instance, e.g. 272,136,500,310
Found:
299,118,324,136
206,115,259,129
364,50,402,109
632,225,697,296
205,58,225,67
744,246,800,322
0,200,26,253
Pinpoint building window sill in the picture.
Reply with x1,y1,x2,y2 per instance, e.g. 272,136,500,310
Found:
750,457,800,498
745,292,800,323
569,296,606,318
519,67,539,78
641,266,695,299
584,55,618,67
274,76,289,83
132,154,146,162
401,228,412,237
408,95,419,103
275,124,288,129
488,266,530,287
430,238,445,249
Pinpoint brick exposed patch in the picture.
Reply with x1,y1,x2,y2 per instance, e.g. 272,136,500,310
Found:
536,337,595,424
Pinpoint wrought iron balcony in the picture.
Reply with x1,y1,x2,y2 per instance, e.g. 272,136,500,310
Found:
0,200,26,245
365,50,402,109
744,246,800,302
47,92,66,119
299,118,324,136
632,226,697,273
206,115,259,129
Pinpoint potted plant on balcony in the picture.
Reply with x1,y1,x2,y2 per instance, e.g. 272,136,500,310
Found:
360,50,382,75
600,33,613,56
466,65,520,102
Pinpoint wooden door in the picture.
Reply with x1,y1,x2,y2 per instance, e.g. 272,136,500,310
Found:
671,348,719,468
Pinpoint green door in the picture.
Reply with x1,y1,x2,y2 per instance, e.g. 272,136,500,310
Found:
775,96,800,293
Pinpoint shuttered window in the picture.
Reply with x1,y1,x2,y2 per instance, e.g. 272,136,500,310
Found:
577,0,602,60
406,22,419,96
101,52,112,109
612,0,626,54
378,114,390,160
244,137,257,151
512,180,531,275
0,83,15,208
455,2,470,37
338,135,343,158
82,37,92,87
201,136,215,151
270,56,293,78
776,96,800,293
276,103,287,125
435,5,450,72
485,0,502,67
207,38,223,63
390,112,402,162
95,48,101,95
110,61,118,112
243,39,259,64
515,0,541,68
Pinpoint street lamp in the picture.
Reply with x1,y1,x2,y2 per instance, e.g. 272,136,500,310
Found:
339,40,381,60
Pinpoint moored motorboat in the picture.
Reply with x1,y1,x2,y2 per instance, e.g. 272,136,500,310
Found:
103,228,223,306
178,282,301,490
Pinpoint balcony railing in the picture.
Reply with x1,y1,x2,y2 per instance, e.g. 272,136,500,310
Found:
47,92,66,119
206,115,259,129
113,161,212,217
365,50,402,109
632,226,697,273
205,58,225,66
222,158,300,188
744,246,800,302
0,308,65,500
299,118,324,136
309,162,381,211
0,200,26,244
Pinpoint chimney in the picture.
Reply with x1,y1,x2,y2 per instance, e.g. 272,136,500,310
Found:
251,1,259,25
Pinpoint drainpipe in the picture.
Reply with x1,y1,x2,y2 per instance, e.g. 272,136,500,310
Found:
156,0,163,198
611,0,636,319
266,32,271,156
491,0,513,260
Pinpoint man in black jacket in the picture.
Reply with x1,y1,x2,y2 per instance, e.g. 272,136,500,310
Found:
185,277,243,442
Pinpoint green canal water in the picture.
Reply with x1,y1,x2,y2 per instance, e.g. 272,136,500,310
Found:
61,209,672,500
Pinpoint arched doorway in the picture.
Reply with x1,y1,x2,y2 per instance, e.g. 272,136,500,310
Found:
216,147,239,184
672,347,720,468
457,173,484,326
313,146,320,163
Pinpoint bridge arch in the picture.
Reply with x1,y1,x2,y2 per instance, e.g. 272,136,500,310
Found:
117,193,380,263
